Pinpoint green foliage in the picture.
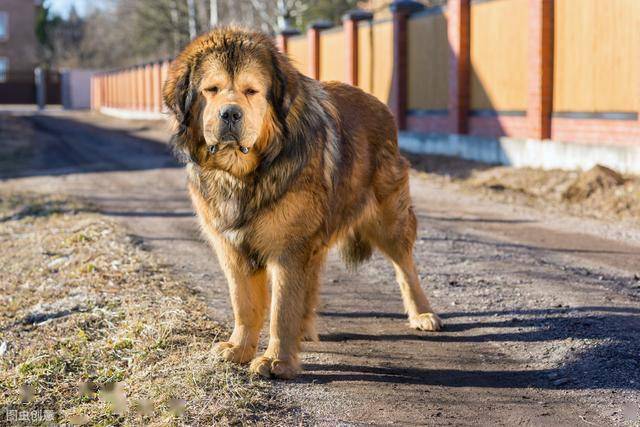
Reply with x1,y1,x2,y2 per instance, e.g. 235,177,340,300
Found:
296,0,360,30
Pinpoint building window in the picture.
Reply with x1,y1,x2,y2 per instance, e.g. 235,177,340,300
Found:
0,12,8,41
0,58,8,83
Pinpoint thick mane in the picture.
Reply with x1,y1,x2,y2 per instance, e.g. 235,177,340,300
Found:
163,28,340,232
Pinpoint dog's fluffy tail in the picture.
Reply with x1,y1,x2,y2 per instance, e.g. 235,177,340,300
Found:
339,230,373,270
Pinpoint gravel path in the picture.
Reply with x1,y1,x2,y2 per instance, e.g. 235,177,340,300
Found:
2,110,639,425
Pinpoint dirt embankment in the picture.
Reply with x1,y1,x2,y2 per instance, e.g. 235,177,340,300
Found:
406,153,640,224
0,193,293,425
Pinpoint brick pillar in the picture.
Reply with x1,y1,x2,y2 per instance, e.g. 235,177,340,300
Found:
108,75,112,108
126,69,133,110
276,28,300,54
105,75,109,109
390,1,424,130
101,75,107,108
117,72,122,108
92,75,97,110
130,68,135,110
95,75,100,109
130,68,136,110
90,75,96,110
107,75,112,108
343,9,373,86
160,60,170,113
308,20,333,80
98,75,103,110
276,33,286,53
93,76,98,110
145,64,153,111
137,66,145,111
118,72,123,108
112,73,116,108
152,62,162,113
110,71,118,108
447,0,470,134
528,0,554,140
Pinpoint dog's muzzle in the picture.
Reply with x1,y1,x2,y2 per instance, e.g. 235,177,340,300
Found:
207,143,249,155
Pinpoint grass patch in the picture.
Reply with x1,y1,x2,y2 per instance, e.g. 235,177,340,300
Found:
0,192,287,425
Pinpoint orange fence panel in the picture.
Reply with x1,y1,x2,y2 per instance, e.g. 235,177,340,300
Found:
553,0,640,113
470,0,528,112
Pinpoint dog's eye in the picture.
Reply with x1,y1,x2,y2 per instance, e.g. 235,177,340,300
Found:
244,88,258,96
205,86,219,94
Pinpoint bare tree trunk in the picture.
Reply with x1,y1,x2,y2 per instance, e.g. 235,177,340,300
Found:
210,0,218,28
187,0,197,39
276,0,286,30
170,0,181,54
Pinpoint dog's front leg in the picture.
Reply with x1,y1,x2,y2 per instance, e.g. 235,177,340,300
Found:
250,249,322,379
212,238,269,364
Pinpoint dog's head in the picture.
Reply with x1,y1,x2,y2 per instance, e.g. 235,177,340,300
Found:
163,28,299,176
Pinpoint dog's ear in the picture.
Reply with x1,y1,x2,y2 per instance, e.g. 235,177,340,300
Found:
269,50,298,131
163,60,197,136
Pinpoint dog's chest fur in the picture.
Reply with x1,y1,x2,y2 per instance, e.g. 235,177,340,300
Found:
188,161,292,267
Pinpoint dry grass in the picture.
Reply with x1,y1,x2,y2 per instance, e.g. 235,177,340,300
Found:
0,192,287,425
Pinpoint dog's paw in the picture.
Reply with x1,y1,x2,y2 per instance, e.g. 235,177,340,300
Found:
409,312,443,332
212,341,255,364
249,355,300,380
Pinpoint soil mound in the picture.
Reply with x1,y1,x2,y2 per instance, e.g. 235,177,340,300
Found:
563,165,625,202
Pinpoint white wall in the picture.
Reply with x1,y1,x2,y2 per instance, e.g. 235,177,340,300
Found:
61,69,94,110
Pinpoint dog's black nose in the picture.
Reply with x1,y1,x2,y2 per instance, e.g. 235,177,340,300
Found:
219,104,243,124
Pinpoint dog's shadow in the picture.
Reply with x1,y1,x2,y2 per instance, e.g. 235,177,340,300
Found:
297,306,640,391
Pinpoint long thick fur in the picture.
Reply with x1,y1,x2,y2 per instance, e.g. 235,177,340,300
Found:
162,27,441,380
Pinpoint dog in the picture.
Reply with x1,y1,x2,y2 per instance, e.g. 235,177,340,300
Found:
163,28,442,379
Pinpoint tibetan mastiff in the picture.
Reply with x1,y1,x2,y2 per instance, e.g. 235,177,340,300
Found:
163,28,441,379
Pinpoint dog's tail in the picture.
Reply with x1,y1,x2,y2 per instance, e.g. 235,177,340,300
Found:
339,230,373,270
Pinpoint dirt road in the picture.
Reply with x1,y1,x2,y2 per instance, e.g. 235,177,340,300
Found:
2,110,639,425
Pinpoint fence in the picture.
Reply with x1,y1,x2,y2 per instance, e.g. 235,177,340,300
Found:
0,69,61,105
91,0,640,147
91,60,170,119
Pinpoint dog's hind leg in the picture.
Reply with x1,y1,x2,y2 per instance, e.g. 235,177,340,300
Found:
364,194,442,332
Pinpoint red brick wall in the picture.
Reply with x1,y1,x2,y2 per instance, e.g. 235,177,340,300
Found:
404,0,639,148
447,0,470,134
527,0,554,140
0,0,39,75
469,116,530,139
406,115,450,134
551,118,640,145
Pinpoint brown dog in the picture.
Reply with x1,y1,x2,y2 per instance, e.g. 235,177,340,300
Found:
163,28,441,379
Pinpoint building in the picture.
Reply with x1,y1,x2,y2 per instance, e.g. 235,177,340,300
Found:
0,0,41,103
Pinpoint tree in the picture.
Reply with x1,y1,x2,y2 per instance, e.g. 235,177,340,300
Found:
37,0,377,69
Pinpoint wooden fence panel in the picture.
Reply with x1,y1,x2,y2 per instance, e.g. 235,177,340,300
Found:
357,20,394,104
408,10,449,111
357,21,373,94
320,28,346,82
553,0,640,114
287,35,310,77
470,0,528,112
